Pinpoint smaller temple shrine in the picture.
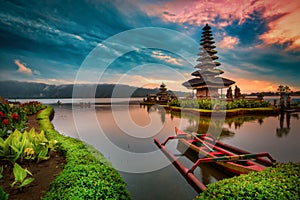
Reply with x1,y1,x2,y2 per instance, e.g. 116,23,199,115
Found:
142,83,176,104
156,83,169,101
182,24,235,99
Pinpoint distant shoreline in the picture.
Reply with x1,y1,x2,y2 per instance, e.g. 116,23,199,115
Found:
8,95,300,105
8,98,143,105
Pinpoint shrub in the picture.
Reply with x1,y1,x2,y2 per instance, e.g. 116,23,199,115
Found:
226,99,271,110
168,99,227,110
169,99,270,110
197,163,300,199
20,101,44,115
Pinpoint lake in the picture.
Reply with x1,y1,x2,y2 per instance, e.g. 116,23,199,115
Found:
47,99,300,200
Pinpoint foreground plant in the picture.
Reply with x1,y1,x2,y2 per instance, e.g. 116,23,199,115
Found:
11,163,34,189
0,186,9,200
0,129,58,163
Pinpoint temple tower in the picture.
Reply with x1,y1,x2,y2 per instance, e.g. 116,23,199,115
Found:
183,24,235,98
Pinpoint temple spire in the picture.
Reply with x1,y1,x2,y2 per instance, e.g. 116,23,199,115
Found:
182,24,235,99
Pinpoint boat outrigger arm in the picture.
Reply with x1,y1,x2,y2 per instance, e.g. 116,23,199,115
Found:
154,138,207,193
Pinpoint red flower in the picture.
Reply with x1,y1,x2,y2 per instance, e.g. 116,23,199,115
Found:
12,113,19,121
0,111,4,118
3,119,9,125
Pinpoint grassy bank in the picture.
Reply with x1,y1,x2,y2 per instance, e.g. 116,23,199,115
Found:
197,163,300,199
37,106,130,200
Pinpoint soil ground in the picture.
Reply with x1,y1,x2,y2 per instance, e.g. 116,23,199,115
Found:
0,112,66,200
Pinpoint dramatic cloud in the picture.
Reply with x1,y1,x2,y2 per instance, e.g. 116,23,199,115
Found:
218,36,239,49
0,0,299,92
142,0,300,50
142,0,264,26
15,60,32,75
259,1,300,50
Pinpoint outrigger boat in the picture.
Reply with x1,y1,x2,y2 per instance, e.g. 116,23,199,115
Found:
174,127,275,174
154,127,276,192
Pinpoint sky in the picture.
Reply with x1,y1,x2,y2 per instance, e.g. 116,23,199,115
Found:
0,0,300,93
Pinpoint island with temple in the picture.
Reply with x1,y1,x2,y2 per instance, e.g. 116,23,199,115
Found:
165,24,282,116
141,82,177,105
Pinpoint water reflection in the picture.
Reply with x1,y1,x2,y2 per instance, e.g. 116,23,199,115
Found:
225,115,268,129
143,104,166,124
177,142,232,185
276,113,299,137
141,104,300,141
168,111,273,139
142,105,287,140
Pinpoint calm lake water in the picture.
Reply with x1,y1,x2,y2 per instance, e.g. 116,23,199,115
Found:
47,99,300,200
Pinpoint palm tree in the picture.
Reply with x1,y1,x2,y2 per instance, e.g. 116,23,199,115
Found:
284,85,291,94
277,85,293,110
277,85,285,94
277,85,292,95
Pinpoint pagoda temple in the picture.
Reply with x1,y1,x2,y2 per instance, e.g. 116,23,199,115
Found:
182,24,235,99
156,83,169,101
142,83,176,104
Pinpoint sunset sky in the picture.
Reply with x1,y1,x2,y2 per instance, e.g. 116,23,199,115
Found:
0,0,299,93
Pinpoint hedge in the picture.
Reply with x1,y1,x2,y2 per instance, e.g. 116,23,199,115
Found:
168,99,271,110
197,163,300,199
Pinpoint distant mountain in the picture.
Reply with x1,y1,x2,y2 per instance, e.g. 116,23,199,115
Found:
0,81,188,99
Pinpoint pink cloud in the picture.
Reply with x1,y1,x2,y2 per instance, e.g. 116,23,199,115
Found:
218,36,239,49
259,1,300,50
15,60,32,75
142,0,300,50
143,0,263,27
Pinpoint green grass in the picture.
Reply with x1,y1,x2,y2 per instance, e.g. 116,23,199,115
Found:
197,163,300,199
37,106,130,200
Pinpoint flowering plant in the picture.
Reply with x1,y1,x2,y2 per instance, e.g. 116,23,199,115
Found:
11,113,18,121
0,111,4,118
0,104,27,138
3,119,9,125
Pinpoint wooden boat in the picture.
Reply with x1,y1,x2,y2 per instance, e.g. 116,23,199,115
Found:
175,127,275,175
154,128,276,192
